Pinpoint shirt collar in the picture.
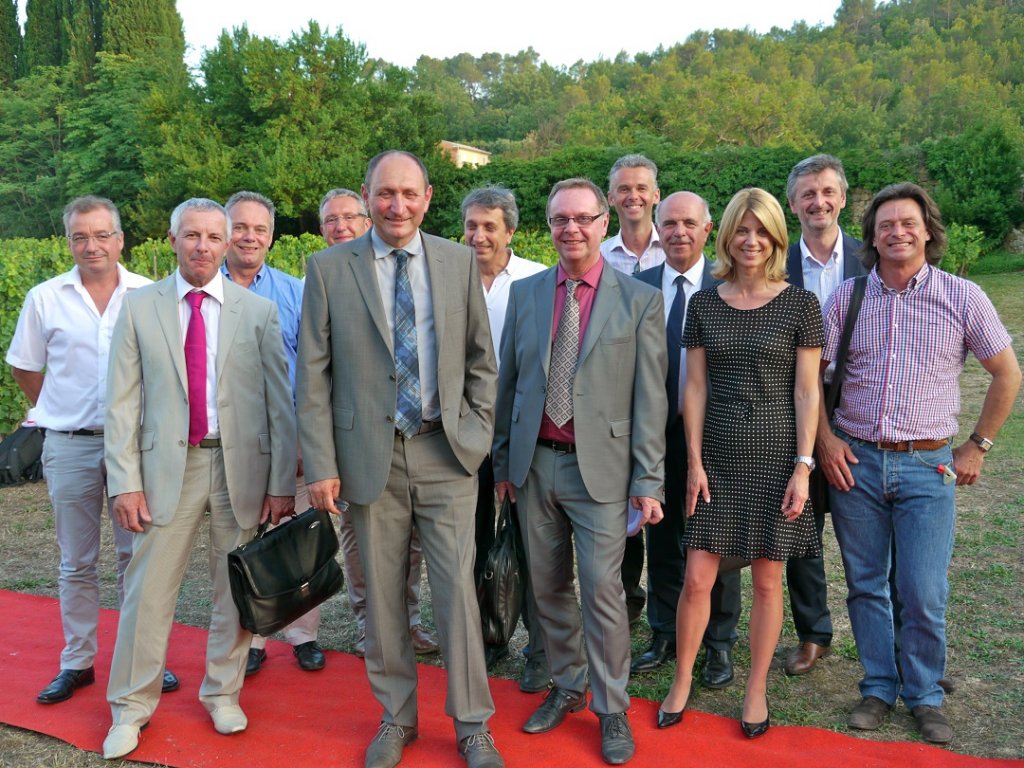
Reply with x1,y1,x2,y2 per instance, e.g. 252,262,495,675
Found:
872,261,931,294
221,261,268,286
62,263,133,292
556,257,603,289
175,268,225,304
607,226,661,254
799,233,844,267
371,228,424,260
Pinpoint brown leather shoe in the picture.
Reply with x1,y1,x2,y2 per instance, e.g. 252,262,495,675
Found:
784,641,831,676
912,705,953,744
938,676,957,694
410,624,439,655
848,696,892,730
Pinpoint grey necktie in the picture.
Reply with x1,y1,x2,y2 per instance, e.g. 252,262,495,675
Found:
544,279,581,427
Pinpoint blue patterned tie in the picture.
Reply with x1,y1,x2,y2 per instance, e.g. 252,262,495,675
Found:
666,275,686,415
392,249,422,438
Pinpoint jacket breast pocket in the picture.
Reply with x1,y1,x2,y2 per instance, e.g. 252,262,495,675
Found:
601,335,632,345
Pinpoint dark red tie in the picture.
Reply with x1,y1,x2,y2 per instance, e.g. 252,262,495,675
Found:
185,291,207,446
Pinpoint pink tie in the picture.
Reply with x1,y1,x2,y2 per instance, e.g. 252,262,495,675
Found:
185,291,207,446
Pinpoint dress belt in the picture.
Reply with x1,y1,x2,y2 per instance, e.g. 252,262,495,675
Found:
396,420,443,438
537,438,576,454
44,428,103,437
875,438,948,452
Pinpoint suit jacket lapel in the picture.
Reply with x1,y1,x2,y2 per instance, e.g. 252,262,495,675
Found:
425,237,446,352
349,237,394,356
155,277,188,395
217,284,242,385
578,263,619,366
535,268,557,377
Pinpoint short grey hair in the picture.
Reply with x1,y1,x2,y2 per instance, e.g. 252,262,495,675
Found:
169,198,231,239
319,188,367,221
655,191,712,226
63,196,121,237
364,150,430,191
461,186,520,231
225,190,275,234
608,154,658,188
786,154,849,201
546,178,609,218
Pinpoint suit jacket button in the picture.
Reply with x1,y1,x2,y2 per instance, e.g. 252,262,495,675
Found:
389,374,397,381
178,440,185,447
385,415,394,423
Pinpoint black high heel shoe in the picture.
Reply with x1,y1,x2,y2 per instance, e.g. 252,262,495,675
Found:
740,696,770,739
657,684,690,729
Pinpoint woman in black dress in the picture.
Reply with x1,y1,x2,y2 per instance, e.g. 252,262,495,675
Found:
658,188,823,737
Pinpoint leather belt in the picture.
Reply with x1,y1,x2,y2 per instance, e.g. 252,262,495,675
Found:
45,428,103,437
396,420,443,438
197,438,221,448
537,438,576,454
875,438,948,452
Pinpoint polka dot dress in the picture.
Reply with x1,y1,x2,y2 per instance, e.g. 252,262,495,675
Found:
681,285,823,561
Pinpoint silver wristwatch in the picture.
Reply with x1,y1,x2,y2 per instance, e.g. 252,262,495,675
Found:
969,432,994,452
794,455,816,471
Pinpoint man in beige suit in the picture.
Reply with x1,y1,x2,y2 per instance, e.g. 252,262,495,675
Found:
297,151,502,768
101,198,296,760
492,178,667,765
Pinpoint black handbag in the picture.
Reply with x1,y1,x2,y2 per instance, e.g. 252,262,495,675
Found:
477,497,525,647
228,507,344,636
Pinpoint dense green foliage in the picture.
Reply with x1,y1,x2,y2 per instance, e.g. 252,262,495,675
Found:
1,0,1022,248
0,0,20,85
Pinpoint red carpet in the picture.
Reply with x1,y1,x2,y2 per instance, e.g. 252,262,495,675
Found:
0,590,1014,767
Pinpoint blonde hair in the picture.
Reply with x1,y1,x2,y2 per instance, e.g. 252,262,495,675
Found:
713,188,789,282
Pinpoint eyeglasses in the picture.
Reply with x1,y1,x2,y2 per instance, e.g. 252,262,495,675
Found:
548,214,604,228
323,214,368,227
68,232,119,246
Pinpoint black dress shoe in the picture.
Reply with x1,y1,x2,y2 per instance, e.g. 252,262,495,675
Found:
741,696,770,739
631,637,676,673
37,667,95,703
484,644,510,671
245,648,266,676
162,669,180,693
702,648,734,689
657,707,684,729
293,641,326,671
598,712,635,764
522,687,588,733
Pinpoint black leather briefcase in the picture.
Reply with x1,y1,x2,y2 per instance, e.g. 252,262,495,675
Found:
477,497,525,647
228,507,344,636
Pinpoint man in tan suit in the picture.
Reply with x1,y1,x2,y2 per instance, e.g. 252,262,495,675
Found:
101,198,296,760
297,151,502,768
492,178,667,765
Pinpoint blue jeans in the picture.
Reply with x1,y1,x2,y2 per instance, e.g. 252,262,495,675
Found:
829,430,955,709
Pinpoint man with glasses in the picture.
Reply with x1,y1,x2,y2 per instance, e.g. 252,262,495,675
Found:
6,196,181,705
601,154,665,628
493,178,666,765
317,187,439,659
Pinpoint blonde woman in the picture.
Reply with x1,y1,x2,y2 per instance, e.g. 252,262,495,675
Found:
658,188,822,738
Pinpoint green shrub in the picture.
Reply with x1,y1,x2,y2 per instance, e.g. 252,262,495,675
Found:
941,223,985,276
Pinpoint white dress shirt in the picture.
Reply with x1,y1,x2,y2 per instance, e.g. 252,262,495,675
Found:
370,229,440,421
662,256,706,414
175,269,224,437
600,227,666,274
6,264,151,431
482,250,547,369
799,234,846,309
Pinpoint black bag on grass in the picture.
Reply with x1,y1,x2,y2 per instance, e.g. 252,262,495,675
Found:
0,426,44,486
477,497,525,647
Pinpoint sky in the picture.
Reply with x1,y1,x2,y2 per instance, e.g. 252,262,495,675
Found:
17,1,844,70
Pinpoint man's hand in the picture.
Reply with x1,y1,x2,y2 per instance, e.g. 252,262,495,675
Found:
817,430,859,491
112,491,151,533
630,496,663,528
951,441,985,486
261,494,296,525
495,480,517,504
308,478,343,514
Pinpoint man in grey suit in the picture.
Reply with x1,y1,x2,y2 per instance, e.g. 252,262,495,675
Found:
631,192,741,684
297,151,503,768
492,178,667,765
782,154,866,677
101,198,297,760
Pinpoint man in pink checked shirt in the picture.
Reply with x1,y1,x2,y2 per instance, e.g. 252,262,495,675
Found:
818,182,1020,746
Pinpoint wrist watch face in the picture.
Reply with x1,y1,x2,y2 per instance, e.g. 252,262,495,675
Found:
970,433,993,452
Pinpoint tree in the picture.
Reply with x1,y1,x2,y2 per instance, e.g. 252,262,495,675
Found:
0,0,20,85
23,0,65,71
100,0,184,63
